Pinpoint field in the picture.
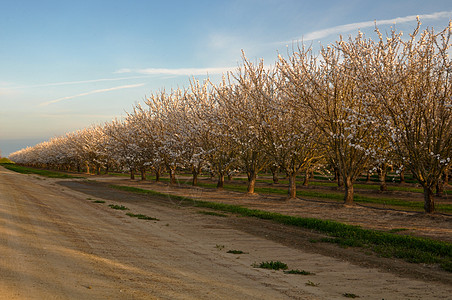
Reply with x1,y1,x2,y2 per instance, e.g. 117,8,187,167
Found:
0,164,451,299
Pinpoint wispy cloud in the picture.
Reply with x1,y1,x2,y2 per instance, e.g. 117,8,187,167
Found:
39,83,145,106
116,67,236,76
286,10,452,43
9,76,153,90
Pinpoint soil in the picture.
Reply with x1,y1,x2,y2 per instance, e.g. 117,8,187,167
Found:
0,166,451,299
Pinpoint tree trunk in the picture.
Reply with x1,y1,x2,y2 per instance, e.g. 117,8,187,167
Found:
140,168,146,181
130,168,135,180
96,164,101,175
378,164,387,191
85,162,90,175
217,172,225,189
155,169,160,182
336,169,343,187
227,173,233,181
344,176,354,205
423,186,435,213
169,167,176,185
270,165,279,184
105,164,109,175
302,168,310,186
365,171,371,183
192,166,199,186
247,171,257,194
435,181,444,197
399,168,405,184
288,172,297,199
444,169,449,185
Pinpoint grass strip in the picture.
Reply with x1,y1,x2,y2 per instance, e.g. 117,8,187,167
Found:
126,212,159,220
108,204,129,210
189,181,452,213
109,184,452,272
1,163,80,179
197,210,228,217
284,269,314,275
0,158,14,164
253,261,288,270
227,250,247,254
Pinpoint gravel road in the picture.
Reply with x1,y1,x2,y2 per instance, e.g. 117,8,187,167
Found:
0,166,450,299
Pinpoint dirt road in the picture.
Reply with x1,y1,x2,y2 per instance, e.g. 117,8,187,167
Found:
0,167,451,299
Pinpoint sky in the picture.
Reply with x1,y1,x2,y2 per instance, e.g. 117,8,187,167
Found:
1,0,451,157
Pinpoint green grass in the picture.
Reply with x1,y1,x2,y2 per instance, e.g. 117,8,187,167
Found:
389,228,409,233
305,280,320,287
253,261,288,270
0,158,14,164
284,269,314,275
1,163,80,179
227,250,247,254
92,200,106,203
197,210,228,217
183,180,452,213
343,293,359,298
126,212,159,220
109,184,452,272
108,204,129,210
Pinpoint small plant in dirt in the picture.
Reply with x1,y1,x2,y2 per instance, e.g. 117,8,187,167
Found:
388,228,409,233
253,261,288,270
227,250,247,254
197,210,228,217
305,280,319,287
215,244,225,250
284,269,314,275
126,212,159,221
343,293,359,298
108,204,129,210
93,200,105,203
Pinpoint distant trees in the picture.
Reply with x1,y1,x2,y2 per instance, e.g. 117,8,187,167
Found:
9,21,451,213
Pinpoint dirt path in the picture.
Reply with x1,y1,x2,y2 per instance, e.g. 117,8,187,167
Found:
0,167,451,299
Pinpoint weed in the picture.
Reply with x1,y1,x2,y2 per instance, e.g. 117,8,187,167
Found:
388,228,409,233
284,269,314,275
93,200,105,203
343,293,359,298
108,204,129,210
227,250,247,254
198,210,228,217
440,261,452,272
305,280,319,287
253,261,288,270
215,244,225,250
126,212,159,220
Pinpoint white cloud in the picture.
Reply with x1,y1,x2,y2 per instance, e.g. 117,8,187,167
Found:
116,67,236,76
39,83,145,106
288,10,452,43
11,76,152,89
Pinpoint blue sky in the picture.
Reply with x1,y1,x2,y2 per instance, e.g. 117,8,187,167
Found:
1,0,451,156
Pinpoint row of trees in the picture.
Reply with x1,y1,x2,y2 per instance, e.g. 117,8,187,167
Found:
10,21,452,213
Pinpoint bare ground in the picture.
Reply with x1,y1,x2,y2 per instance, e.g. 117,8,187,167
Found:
0,166,451,299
